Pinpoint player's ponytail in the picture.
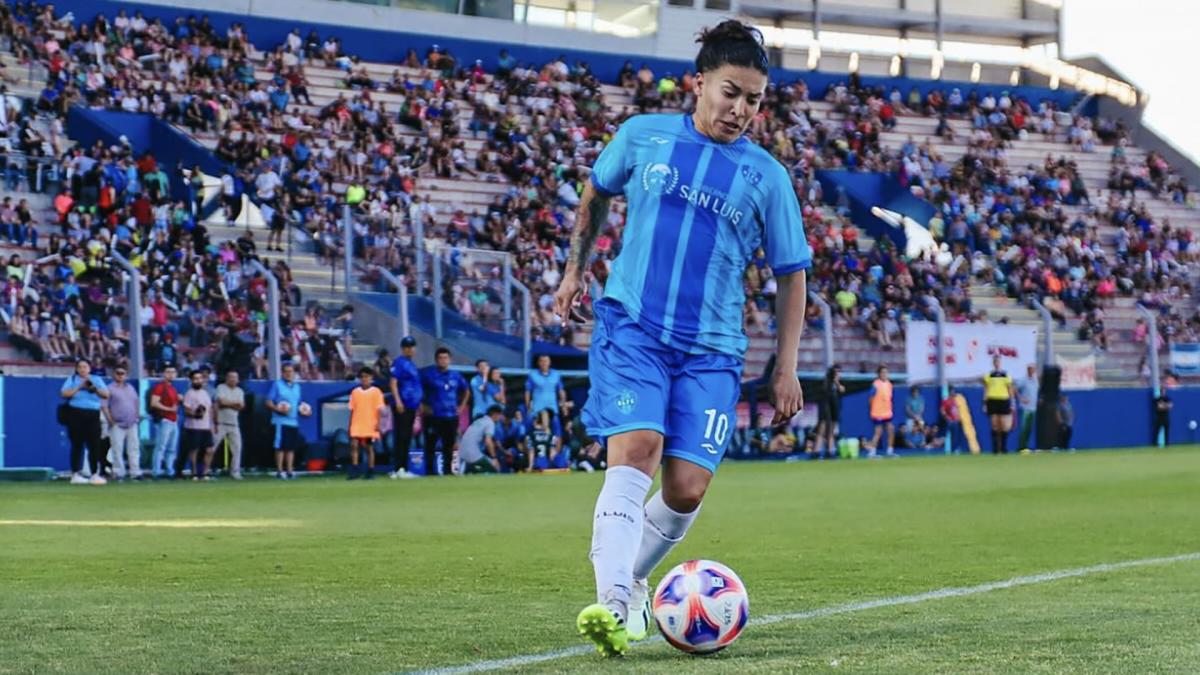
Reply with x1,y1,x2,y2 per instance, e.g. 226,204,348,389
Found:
694,20,769,75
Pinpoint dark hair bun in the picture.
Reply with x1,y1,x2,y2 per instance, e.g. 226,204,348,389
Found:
697,20,763,48
695,20,769,74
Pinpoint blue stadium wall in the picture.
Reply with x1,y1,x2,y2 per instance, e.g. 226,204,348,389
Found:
36,0,1083,111
4,375,1196,470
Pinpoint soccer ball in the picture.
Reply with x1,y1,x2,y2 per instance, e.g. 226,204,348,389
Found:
298,402,312,416
652,559,749,654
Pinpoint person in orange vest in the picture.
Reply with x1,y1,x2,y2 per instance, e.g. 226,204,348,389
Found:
868,365,895,458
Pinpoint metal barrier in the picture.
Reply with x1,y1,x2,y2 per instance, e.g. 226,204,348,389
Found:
373,265,410,339
247,260,282,380
1,153,60,194
109,250,145,379
1031,298,1055,368
807,290,834,371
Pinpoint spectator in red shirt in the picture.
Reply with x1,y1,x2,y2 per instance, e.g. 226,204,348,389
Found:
150,365,181,478
940,386,963,453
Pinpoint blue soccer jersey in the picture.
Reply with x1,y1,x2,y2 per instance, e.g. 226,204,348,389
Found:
590,113,811,358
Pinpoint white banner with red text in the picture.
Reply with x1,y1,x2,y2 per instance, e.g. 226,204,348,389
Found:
905,321,1039,383
1056,354,1097,390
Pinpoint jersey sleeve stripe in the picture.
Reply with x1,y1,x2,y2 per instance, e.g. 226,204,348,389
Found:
771,260,813,275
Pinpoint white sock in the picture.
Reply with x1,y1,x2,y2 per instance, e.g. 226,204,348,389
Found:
589,465,653,619
632,490,701,581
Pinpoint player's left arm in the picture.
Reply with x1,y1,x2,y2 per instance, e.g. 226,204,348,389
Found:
762,162,811,425
771,270,807,424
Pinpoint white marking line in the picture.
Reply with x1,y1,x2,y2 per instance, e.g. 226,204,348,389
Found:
407,551,1200,675
0,519,300,529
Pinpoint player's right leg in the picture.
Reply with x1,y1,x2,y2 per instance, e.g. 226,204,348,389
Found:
576,300,670,656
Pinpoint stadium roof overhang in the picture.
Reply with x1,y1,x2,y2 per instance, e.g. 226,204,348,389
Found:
740,1,1059,45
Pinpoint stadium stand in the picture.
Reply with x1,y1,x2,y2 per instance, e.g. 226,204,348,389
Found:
0,0,1196,388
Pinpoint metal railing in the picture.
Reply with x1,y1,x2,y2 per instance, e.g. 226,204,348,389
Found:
807,290,834,371
248,260,282,380
1,153,61,194
109,250,145,379
373,265,410,340
1031,298,1055,369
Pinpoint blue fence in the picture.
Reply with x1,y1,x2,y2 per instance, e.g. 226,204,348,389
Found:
4,374,1196,471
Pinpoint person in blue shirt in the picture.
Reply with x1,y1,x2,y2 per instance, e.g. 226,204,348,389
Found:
496,406,530,471
265,362,312,479
526,354,566,420
387,336,422,478
555,21,811,653
419,346,468,477
470,359,502,420
60,358,111,485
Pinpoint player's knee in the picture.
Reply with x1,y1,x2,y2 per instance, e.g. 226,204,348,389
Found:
662,483,705,513
661,469,709,513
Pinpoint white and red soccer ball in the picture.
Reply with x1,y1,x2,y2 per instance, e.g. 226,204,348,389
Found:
652,559,749,654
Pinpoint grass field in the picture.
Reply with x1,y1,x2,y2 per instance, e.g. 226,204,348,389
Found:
3,448,1200,674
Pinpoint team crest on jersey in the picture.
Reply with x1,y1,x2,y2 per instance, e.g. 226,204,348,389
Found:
614,389,637,415
740,165,763,186
641,162,679,195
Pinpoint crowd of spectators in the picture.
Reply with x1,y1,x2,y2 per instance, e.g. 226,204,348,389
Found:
2,0,1197,378
0,2,365,377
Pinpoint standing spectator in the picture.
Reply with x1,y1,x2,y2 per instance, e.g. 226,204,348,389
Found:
420,346,468,477
1056,393,1075,451
904,385,925,431
813,364,843,459
181,369,216,480
214,370,245,480
940,385,963,453
149,365,180,479
60,358,111,485
458,405,503,474
867,365,895,458
266,362,312,479
1153,391,1172,446
526,354,566,420
387,336,421,479
1016,364,1039,452
103,364,142,480
348,366,385,479
469,358,496,420
982,355,1016,455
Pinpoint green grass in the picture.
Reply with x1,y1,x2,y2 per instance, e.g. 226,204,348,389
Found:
3,448,1200,674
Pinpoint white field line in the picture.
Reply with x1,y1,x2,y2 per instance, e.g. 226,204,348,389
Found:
0,519,300,528
406,551,1200,675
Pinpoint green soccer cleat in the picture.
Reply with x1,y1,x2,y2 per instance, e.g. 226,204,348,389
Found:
576,603,629,657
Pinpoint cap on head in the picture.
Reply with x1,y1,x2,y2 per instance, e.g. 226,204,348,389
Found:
401,336,417,348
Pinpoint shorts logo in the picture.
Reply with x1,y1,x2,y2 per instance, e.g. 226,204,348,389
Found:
641,163,679,196
614,389,637,415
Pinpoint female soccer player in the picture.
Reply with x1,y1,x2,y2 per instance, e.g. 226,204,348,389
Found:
555,20,811,656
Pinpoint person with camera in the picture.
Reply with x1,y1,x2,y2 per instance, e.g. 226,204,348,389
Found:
181,369,216,480
59,358,111,485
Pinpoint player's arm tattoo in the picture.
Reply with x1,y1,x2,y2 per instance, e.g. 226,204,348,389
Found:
565,181,611,278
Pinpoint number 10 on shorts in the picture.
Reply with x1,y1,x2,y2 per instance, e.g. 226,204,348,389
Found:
702,408,729,454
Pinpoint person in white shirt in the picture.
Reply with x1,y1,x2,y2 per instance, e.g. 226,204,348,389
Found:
256,168,281,204
459,406,503,474
214,370,245,479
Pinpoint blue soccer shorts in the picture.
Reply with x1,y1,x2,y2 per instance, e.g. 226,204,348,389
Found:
582,299,743,474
